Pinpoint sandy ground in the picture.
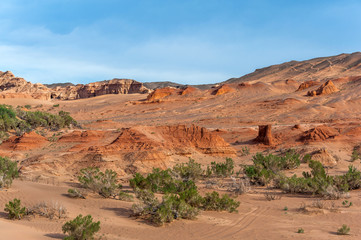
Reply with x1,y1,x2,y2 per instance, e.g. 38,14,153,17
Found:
1,179,361,240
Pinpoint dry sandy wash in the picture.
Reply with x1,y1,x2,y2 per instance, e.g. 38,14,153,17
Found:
1,52,361,239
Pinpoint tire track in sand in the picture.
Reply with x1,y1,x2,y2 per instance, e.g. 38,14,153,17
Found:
198,206,270,239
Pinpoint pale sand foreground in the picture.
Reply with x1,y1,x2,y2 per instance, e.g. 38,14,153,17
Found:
1,179,361,240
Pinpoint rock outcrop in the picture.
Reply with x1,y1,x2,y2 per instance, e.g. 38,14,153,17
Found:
0,71,151,100
0,71,51,100
86,124,236,173
146,87,179,102
254,125,275,145
310,149,337,167
301,125,339,142
307,80,339,96
212,84,236,95
1,132,48,151
296,80,319,91
52,79,150,100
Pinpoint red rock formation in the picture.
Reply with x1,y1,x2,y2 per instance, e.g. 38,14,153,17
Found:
307,80,339,96
212,84,236,95
0,71,51,100
180,86,198,95
51,79,150,100
2,132,48,151
158,125,236,155
146,87,179,102
89,124,236,160
254,125,275,145
301,125,339,141
296,80,319,91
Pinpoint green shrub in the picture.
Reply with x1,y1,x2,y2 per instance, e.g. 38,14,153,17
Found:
334,165,361,191
4,198,27,220
0,156,19,188
173,158,203,181
202,191,240,213
78,167,122,198
68,188,86,199
244,164,275,185
62,214,100,240
118,191,134,201
24,105,31,109
342,200,353,208
130,168,187,194
297,228,304,233
351,149,360,162
53,104,60,108
210,158,234,177
337,224,350,235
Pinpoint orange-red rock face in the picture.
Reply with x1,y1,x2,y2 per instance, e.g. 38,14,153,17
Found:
212,84,236,95
146,87,179,102
0,71,51,100
301,125,339,142
296,80,319,91
254,125,275,145
1,132,48,151
307,80,339,96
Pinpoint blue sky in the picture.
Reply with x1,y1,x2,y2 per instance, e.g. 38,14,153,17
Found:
0,0,361,85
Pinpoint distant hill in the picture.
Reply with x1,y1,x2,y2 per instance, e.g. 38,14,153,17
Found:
225,52,361,84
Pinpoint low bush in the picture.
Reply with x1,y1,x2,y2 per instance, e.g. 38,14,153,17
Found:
78,167,122,198
209,158,234,178
278,160,361,197
172,158,203,181
118,191,134,201
264,191,282,201
202,191,240,213
351,149,360,162
337,224,350,235
4,198,27,220
0,156,19,188
62,214,100,240
244,151,301,185
28,201,67,219
130,168,193,194
68,188,87,199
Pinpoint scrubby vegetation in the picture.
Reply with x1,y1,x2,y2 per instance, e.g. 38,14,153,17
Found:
207,158,234,178
78,167,123,198
130,160,240,226
0,104,77,132
62,214,100,240
4,198,27,220
68,188,87,199
173,158,204,181
28,201,67,219
0,156,19,188
278,161,361,198
337,224,350,235
244,150,301,185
